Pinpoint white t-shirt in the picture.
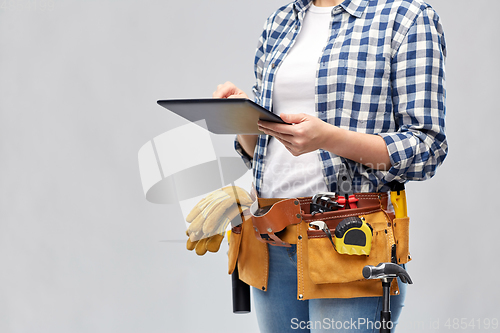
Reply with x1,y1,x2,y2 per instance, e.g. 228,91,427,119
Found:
261,4,334,198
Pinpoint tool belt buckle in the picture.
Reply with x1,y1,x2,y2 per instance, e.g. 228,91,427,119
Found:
251,220,292,248
254,228,291,247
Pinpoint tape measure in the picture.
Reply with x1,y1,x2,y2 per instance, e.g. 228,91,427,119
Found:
333,216,373,255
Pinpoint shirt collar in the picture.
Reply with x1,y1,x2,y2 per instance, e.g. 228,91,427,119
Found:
294,0,369,18
341,0,369,18
293,0,313,13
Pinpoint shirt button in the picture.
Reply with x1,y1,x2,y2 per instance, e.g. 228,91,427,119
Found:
295,25,299,30
271,63,276,69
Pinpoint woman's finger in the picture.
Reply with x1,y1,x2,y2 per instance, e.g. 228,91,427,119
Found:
260,126,294,145
258,120,300,136
213,81,248,99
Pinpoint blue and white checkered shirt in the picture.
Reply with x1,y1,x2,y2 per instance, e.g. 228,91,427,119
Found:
235,0,447,195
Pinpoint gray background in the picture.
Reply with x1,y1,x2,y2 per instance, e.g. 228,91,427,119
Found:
1,0,498,332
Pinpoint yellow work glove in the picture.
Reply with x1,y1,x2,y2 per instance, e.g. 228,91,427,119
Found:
186,186,252,256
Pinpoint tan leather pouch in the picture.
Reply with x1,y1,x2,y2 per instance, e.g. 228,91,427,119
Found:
305,209,394,285
393,217,411,264
228,213,269,291
228,226,242,275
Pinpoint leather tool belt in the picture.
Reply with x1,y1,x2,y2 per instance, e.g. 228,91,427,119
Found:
249,193,390,248
229,191,411,299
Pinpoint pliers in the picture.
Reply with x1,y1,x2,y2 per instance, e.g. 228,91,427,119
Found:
336,163,358,209
310,192,343,216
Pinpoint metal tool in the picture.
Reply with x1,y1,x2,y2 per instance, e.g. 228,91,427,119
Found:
309,221,336,249
336,163,358,209
310,192,343,215
363,263,413,333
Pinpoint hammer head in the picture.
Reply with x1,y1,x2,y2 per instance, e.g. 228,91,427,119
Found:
362,263,413,284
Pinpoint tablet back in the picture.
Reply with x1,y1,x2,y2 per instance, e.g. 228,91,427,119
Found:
157,98,286,134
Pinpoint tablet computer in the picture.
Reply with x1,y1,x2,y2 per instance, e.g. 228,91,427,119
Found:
157,98,288,134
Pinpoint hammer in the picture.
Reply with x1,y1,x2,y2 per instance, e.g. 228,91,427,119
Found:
363,263,413,333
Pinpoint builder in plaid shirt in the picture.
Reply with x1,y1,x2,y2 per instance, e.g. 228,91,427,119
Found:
214,0,446,331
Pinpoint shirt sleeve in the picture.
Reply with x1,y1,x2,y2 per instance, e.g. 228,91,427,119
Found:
251,17,269,106
233,17,270,169
378,6,448,183
234,137,253,169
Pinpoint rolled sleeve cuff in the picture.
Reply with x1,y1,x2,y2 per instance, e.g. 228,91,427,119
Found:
378,132,417,182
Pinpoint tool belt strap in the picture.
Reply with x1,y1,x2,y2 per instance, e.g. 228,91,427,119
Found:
248,193,390,247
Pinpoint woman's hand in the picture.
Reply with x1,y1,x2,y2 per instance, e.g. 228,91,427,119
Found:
212,81,249,99
258,113,330,156
213,81,257,157
258,113,392,170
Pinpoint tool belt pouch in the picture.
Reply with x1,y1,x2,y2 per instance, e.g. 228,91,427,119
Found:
305,207,397,284
227,224,242,275
228,212,270,291
392,217,411,265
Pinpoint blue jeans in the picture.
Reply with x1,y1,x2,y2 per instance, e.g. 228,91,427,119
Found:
253,244,407,333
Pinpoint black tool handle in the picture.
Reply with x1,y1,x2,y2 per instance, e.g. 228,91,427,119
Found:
380,310,392,333
232,264,251,314
388,180,405,194
380,279,393,333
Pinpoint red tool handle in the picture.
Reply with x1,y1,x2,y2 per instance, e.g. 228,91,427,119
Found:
337,195,358,209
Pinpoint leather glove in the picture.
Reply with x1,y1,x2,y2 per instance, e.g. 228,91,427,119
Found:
186,186,252,255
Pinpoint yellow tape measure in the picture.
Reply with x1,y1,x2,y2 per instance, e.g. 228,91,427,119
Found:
333,216,373,255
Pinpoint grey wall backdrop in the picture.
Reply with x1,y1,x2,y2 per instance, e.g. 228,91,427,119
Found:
1,0,498,332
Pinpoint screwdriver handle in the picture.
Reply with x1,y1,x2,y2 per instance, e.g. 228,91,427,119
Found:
389,181,407,219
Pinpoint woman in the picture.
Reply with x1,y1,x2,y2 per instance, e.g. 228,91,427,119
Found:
214,0,447,332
